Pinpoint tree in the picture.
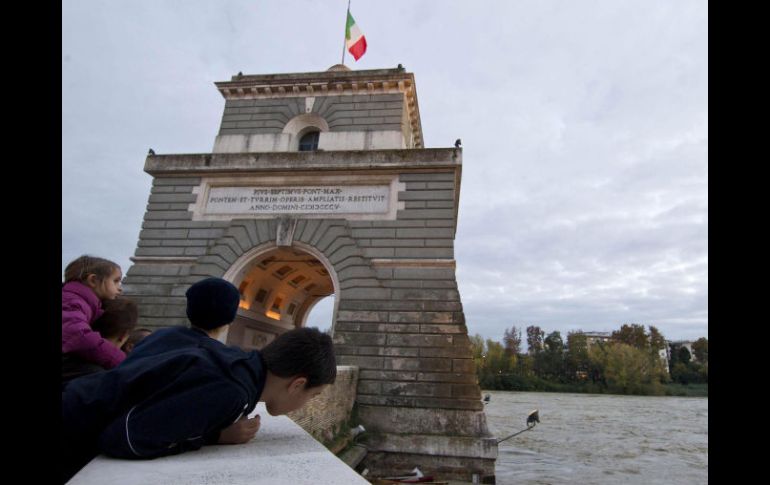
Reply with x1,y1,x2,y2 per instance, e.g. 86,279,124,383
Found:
648,326,666,352
646,326,669,383
612,323,649,350
503,326,523,356
692,337,708,363
544,331,564,353
566,331,590,381
526,325,545,354
671,361,700,385
594,342,662,395
677,346,692,365
485,339,511,374
538,331,565,380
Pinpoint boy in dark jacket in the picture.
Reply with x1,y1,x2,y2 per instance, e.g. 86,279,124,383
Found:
61,277,336,484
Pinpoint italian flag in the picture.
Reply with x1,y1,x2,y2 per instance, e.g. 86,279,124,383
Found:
345,10,367,61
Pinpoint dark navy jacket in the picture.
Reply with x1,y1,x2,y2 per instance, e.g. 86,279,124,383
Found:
62,327,266,479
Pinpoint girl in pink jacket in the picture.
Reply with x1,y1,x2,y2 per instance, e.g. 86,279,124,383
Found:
62,255,126,369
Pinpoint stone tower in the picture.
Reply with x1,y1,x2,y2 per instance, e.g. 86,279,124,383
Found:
123,65,497,482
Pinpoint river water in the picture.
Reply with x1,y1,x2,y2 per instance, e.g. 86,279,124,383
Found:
483,391,708,484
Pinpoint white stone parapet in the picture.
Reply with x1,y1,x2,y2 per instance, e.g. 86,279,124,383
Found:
67,402,369,485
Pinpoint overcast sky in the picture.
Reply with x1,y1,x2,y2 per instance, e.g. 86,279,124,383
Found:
62,0,707,344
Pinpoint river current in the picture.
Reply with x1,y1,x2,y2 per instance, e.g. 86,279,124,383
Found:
483,391,708,484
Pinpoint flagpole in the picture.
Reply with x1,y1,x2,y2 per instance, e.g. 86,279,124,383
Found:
341,0,351,65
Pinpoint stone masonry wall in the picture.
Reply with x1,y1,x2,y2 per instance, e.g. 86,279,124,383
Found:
218,93,404,135
287,366,359,446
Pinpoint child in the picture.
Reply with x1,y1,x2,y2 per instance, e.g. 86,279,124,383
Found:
62,255,126,369
62,297,139,383
121,327,153,354
61,277,336,483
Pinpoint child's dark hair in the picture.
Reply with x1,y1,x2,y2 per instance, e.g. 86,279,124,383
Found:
124,327,153,348
91,297,139,340
260,327,336,388
64,255,121,283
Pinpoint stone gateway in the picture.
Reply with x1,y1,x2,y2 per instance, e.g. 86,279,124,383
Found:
123,65,497,482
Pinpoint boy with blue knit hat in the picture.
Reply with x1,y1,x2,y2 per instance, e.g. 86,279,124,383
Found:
62,277,336,483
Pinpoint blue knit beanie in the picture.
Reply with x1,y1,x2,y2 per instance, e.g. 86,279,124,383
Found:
185,278,240,330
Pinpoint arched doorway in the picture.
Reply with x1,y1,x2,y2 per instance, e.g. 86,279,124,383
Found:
221,243,338,350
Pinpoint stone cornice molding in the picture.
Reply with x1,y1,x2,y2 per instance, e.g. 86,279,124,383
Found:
144,148,462,176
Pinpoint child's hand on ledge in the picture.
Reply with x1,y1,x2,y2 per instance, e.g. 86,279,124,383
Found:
218,414,261,444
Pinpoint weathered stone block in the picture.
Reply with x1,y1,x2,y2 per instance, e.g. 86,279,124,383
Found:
336,310,389,322
426,219,456,227
337,355,383,369
137,240,162,247
315,226,349,252
395,227,454,238
417,372,479,384
391,288,460,301
357,406,492,436
337,266,376,281
351,228,396,239
426,201,455,209
340,287,391,300
393,267,456,280
361,247,395,258
224,225,253,253
328,245,360,266
336,332,387,346
184,247,207,256
152,177,202,186
398,190,454,201
452,384,482,399
394,247,454,258
399,172,455,182
357,380,382,395
148,193,199,204
357,346,419,357
396,209,455,220
134,247,187,257
419,347,472,358
160,239,208,247
420,324,464,334
359,370,418,381
384,357,452,372
369,238,425,247
381,381,452,398
424,238,454,247
404,201,426,209
452,359,476,373
339,278,383,290
386,333,453,347
144,210,193,221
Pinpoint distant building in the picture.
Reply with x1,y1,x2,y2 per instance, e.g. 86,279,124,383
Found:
669,340,698,362
582,331,613,348
658,344,670,373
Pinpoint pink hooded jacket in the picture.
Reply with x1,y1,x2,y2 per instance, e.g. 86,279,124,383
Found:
62,281,126,369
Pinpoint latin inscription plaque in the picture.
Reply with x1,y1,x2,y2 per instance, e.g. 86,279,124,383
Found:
205,185,390,215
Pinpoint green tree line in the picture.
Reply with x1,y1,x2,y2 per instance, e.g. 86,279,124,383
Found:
471,324,708,396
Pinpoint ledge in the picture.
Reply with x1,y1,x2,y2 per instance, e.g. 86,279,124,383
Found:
144,148,461,176
67,403,369,485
